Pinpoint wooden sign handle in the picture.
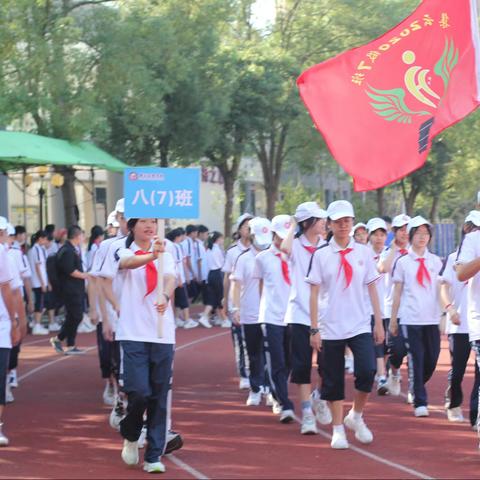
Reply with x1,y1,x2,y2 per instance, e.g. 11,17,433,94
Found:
156,219,165,338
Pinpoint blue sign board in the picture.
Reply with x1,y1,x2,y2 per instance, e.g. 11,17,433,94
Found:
124,167,200,219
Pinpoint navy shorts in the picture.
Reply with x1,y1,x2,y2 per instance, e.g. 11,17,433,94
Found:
371,316,389,359
174,285,189,310
33,287,45,313
0,348,10,405
288,323,322,385
321,333,376,401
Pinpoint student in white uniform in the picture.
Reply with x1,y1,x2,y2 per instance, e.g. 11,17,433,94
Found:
196,225,213,328
377,213,411,396
440,212,480,423
181,225,200,300
456,211,480,437
223,213,253,389
390,216,443,417
307,200,384,450
366,218,389,395
352,223,368,245
203,232,227,325
281,201,331,435
27,230,50,335
254,215,295,422
115,218,176,474
0,217,20,446
231,217,271,406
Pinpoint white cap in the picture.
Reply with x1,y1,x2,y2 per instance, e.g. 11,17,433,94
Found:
115,198,125,214
294,202,327,223
465,210,480,227
271,215,292,239
250,217,272,247
0,216,8,230
107,211,120,228
327,200,354,221
367,217,388,234
6,223,15,236
407,215,431,234
235,213,253,231
392,214,411,228
352,222,367,233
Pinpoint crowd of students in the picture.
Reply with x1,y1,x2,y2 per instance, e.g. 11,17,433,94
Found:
1,196,480,472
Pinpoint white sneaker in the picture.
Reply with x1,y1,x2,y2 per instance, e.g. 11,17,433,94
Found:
138,425,147,448
239,377,250,390
246,390,262,406
265,393,275,407
376,377,389,396
301,412,318,435
272,400,282,415
331,428,349,449
414,406,429,417
198,315,212,329
345,355,354,374
77,322,90,333
407,392,414,404
32,323,49,335
82,314,96,332
447,407,465,423
212,315,223,326
183,319,199,329
121,439,139,466
0,423,9,447
344,410,373,444
387,373,401,396
175,318,185,328
9,369,18,388
143,461,166,473
110,398,126,431
311,392,332,425
220,319,232,328
279,409,295,423
103,383,115,406
5,383,14,403
48,322,62,332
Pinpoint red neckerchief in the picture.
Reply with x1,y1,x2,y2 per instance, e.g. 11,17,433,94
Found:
135,250,157,296
338,248,353,289
416,257,431,287
275,253,291,285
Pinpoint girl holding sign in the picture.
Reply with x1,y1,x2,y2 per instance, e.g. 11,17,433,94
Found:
115,218,176,474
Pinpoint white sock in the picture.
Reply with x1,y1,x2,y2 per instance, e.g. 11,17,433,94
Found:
302,407,313,417
351,409,362,421
333,424,345,435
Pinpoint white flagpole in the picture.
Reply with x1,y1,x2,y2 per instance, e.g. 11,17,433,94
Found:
156,219,165,338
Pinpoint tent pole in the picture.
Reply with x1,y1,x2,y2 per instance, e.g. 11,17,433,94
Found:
91,167,97,225
22,167,27,227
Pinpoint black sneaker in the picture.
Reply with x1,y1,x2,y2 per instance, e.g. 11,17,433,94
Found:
64,347,84,355
50,337,64,354
165,430,183,454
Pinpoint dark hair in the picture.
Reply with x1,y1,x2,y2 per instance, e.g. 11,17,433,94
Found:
88,225,104,251
125,218,158,248
408,224,432,243
45,224,55,234
207,231,223,249
326,230,334,242
67,225,83,240
186,224,198,235
381,216,392,224
166,228,183,242
456,221,480,260
33,230,47,243
47,234,54,242
295,217,319,238
197,225,208,234
15,225,26,235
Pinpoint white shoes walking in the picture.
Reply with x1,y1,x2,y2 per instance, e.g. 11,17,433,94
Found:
344,409,373,444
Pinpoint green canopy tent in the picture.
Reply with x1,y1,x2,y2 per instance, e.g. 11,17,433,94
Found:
0,131,130,227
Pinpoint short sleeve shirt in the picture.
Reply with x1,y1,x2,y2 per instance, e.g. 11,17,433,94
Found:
306,238,379,340
0,246,13,348
28,244,48,288
392,248,442,326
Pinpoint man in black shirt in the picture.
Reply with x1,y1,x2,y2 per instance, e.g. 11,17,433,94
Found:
50,226,89,355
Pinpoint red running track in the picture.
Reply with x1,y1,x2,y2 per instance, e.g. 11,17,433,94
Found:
0,329,479,479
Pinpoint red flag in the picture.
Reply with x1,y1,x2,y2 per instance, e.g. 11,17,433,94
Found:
297,0,480,191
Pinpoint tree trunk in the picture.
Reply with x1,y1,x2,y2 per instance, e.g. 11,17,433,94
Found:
59,167,79,226
223,174,235,238
376,187,385,217
430,195,440,223
159,140,169,167
265,182,278,219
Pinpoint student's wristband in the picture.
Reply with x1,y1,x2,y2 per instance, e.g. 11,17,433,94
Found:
310,328,320,336
163,293,170,304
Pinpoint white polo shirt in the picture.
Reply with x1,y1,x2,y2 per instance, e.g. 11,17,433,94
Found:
380,246,409,318
440,251,468,335
196,239,209,282
91,235,127,276
230,248,260,325
12,242,31,279
369,247,387,318
181,237,198,279
0,246,13,348
27,244,48,288
284,235,324,327
457,231,480,341
254,245,291,327
392,248,442,326
7,250,23,291
8,247,29,287
116,241,176,344
171,242,186,285
306,238,379,340
222,240,250,274
207,244,224,271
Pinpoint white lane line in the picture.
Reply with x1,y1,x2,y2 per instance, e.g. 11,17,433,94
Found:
168,454,208,480
18,347,97,382
22,338,52,347
293,414,433,480
176,330,230,352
